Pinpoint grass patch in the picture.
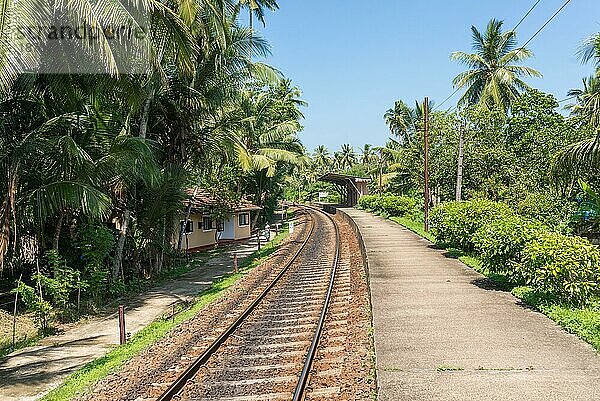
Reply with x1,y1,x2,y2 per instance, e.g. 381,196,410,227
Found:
390,216,435,242
512,286,600,352
436,364,464,372
382,366,403,372
41,227,290,401
0,332,43,359
0,249,224,360
476,366,533,371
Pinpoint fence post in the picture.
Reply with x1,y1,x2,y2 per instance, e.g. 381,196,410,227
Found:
118,305,126,345
12,274,23,349
233,253,238,274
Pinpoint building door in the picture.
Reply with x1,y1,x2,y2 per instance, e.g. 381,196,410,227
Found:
221,215,235,240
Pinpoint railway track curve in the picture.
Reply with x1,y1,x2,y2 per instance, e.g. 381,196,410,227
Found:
156,205,341,401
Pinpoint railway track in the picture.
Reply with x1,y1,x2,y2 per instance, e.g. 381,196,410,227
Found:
155,205,341,401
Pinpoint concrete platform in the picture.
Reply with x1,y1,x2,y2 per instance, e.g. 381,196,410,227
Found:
342,208,600,401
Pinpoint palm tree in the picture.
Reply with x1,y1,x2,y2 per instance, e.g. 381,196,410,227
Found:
360,144,375,166
313,145,331,172
0,0,199,92
238,0,279,31
384,100,415,144
451,19,541,112
567,76,600,129
576,32,600,71
338,144,357,171
0,0,308,302
553,33,600,173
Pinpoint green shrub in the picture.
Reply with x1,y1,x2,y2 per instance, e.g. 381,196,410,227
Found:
520,232,600,306
358,194,418,217
516,193,576,230
429,199,514,251
78,225,115,304
12,281,52,331
473,216,545,277
358,195,381,211
380,195,417,217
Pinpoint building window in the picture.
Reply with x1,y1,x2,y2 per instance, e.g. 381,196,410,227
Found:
202,217,213,231
181,220,193,234
238,213,249,227
197,221,202,230
216,220,224,232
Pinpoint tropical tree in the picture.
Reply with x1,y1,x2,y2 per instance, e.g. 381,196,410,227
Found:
576,32,600,71
451,19,541,112
360,144,375,166
338,144,357,171
554,32,600,172
238,0,279,31
384,100,416,144
0,0,307,329
313,145,332,172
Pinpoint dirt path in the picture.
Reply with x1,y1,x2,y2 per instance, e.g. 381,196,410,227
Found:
0,239,264,401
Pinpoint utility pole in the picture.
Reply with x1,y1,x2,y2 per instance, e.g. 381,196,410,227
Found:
423,97,430,232
455,120,465,201
379,158,383,192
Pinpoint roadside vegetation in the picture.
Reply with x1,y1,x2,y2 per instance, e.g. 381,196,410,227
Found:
0,0,307,354
297,20,600,353
358,194,600,353
41,223,291,401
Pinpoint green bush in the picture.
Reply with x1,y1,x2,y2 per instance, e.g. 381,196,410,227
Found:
358,194,418,217
516,193,576,230
473,216,545,277
357,195,380,211
429,199,514,251
520,232,600,306
380,195,417,217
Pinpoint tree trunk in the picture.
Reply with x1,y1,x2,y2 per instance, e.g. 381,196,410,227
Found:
155,218,166,274
112,209,131,279
52,210,66,251
139,89,154,139
178,184,200,251
379,163,383,192
455,124,465,201
249,9,253,33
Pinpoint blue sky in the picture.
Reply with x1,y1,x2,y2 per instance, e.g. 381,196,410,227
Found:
253,0,599,152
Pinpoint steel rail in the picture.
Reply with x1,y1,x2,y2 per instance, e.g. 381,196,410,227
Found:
292,205,341,401
156,208,316,401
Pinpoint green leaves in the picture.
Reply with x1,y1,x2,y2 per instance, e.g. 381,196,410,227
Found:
429,199,515,251
451,18,541,112
473,215,544,276
32,182,112,220
430,198,600,306
520,233,600,306
358,194,418,218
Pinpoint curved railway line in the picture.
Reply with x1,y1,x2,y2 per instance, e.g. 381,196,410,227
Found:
155,205,342,401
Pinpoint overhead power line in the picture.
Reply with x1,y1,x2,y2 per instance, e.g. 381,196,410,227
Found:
558,95,577,104
521,0,573,49
512,0,542,31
